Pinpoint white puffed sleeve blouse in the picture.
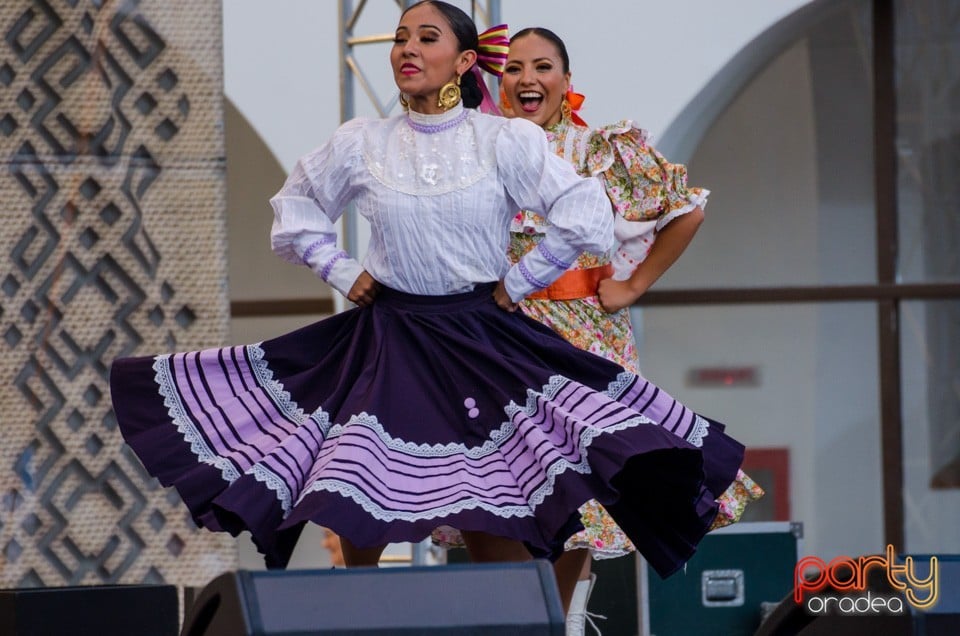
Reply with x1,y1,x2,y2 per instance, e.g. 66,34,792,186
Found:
270,103,614,302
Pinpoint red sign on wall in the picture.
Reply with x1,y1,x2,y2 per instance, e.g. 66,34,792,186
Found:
687,366,761,387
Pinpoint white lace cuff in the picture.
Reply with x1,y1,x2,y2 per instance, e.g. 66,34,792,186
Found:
293,234,364,298
503,234,581,302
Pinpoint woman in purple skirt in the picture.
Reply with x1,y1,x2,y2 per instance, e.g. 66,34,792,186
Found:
110,0,745,576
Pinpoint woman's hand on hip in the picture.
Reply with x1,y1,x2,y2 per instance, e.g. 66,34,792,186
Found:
494,280,519,312
347,271,381,308
597,277,643,314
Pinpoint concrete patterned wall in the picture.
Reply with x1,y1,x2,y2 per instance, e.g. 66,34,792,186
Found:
0,0,237,587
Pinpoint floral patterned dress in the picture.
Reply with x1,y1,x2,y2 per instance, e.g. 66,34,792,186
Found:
432,117,763,559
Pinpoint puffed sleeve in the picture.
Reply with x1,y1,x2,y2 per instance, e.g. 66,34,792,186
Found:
585,121,709,232
269,118,367,298
497,118,615,302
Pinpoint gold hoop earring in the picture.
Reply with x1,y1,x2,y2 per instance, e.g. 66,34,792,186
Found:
398,93,409,111
438,75,461,110
560,98,572,122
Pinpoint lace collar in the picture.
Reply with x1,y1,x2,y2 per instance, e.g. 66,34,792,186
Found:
363,102,492,195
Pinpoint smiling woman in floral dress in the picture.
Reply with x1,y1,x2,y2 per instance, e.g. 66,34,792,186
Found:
434,27,763,634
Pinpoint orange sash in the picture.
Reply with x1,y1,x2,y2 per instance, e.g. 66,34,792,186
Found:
526,264,613,301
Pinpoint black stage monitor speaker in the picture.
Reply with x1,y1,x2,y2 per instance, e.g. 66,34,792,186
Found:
0,583,179,636
182,560,565,636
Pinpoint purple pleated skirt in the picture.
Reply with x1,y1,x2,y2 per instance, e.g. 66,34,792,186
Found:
110,283,744,577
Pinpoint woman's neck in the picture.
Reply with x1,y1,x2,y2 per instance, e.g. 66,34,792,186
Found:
542,112,563,131
541,117,563,132
407,94,447,115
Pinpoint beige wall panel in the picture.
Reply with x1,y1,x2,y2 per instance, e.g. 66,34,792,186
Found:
0,0,237,588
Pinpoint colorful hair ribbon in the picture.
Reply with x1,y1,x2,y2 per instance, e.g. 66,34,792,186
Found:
565,86,588,127
472,24,510,116
477,24,510,76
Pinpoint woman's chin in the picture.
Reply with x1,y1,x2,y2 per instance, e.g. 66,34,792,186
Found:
516,110,549,127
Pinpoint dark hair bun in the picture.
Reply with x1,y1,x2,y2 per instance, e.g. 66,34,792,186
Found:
460,70,483,109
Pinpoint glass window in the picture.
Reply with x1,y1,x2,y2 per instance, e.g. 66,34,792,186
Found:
895,1,960,284
901,300,960,554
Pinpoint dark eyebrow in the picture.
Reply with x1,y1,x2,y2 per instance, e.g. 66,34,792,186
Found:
505,57,554,66
396,24,442,33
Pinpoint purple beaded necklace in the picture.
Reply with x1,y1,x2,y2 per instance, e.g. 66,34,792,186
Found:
406,108,468,134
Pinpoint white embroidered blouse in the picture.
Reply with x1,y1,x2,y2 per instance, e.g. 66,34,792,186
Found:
269,103,614,302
